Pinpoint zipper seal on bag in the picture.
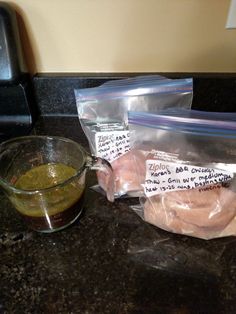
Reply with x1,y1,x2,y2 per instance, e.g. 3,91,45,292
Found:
128,111,236,138
154,108,236,122
75,78,193,101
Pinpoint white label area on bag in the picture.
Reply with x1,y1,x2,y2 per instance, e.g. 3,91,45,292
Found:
144,160,234,197
95,131,130,162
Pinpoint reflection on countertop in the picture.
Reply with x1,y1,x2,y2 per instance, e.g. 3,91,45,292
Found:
1,116,236,313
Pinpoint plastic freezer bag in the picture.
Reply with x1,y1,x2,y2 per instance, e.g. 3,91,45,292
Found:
128,110,236,239
75,76,193,198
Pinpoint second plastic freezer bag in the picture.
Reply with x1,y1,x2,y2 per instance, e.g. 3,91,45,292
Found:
128,110,236,239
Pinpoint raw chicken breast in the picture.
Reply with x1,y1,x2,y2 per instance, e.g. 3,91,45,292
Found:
144,187,236,239
97,149,146,197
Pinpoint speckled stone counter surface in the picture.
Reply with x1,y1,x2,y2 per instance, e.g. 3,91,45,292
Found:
0,116,236,314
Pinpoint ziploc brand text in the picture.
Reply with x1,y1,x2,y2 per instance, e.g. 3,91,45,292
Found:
95,130,130,162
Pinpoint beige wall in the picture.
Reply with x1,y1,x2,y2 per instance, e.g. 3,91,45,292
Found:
5,0,236,73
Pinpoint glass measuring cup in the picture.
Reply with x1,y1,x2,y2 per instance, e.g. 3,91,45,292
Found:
0,136,114,232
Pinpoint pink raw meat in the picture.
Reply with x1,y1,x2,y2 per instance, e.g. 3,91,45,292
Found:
144,187,236,239
97,149,146,197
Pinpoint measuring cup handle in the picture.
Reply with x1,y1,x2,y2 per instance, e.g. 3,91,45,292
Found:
86,156,114,202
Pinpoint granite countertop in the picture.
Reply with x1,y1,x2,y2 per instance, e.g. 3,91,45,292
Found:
1,116,236,314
